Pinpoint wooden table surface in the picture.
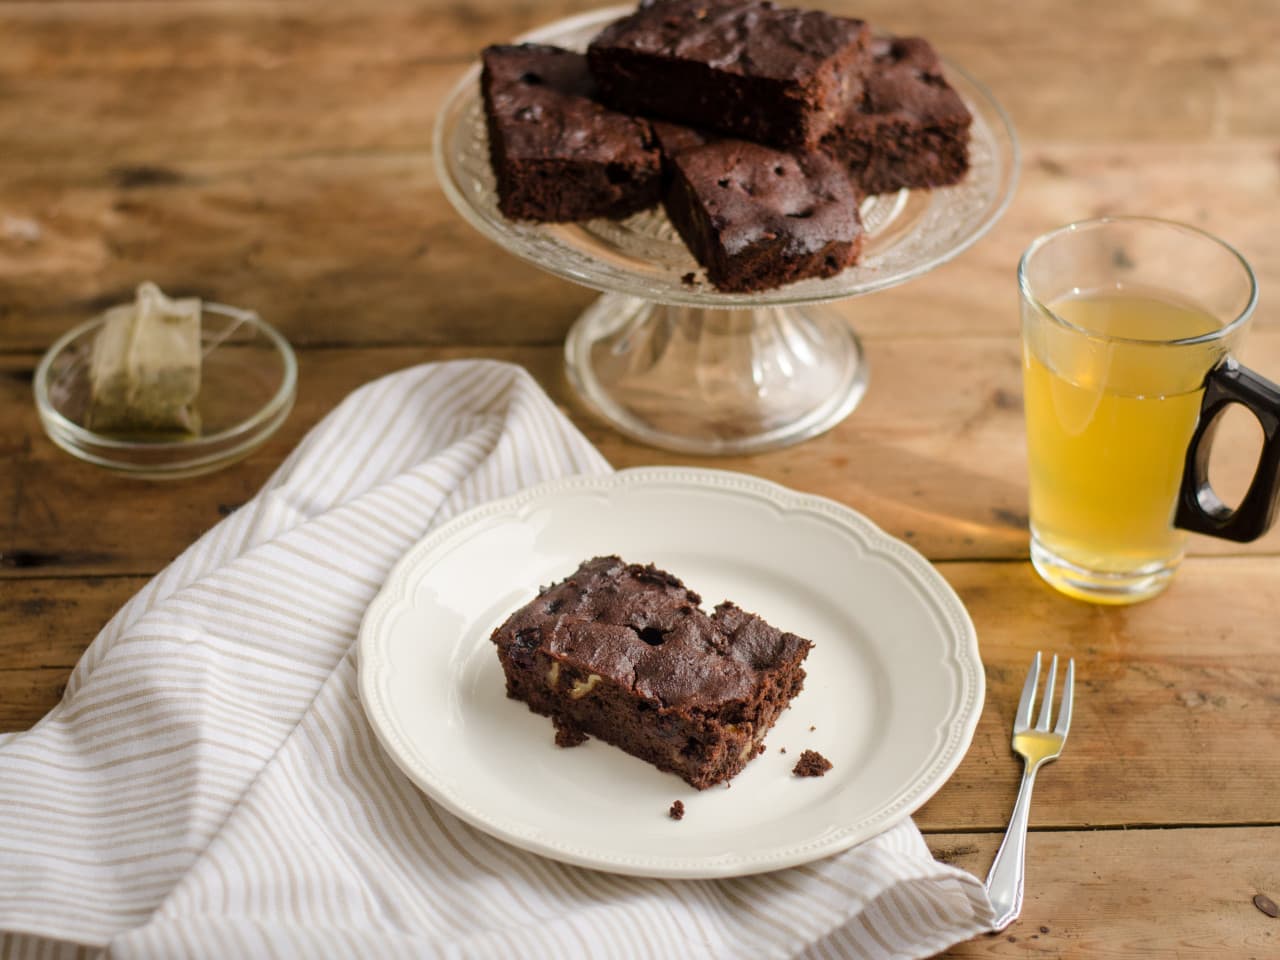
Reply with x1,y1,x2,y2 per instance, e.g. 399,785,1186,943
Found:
3,0,1279,956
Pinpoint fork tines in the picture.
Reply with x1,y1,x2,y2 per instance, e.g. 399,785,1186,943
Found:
1016,651,1074,735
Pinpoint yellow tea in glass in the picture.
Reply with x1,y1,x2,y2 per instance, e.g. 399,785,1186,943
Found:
1018,218,1280,603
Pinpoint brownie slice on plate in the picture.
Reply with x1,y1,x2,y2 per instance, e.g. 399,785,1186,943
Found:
655,123,864,293
480,43,662,222
823,36,972,195
587,0,871,149
491,556,812,790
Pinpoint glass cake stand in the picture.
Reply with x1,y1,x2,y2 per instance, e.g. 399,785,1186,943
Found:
435,7,1019,455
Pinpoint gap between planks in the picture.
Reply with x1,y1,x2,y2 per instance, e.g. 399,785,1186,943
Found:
922,821,1280,836
8,554,1280,582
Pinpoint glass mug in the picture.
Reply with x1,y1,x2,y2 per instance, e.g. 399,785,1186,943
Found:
1018,217,1280,603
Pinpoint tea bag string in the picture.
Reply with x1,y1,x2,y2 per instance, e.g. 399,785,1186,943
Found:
202,305,255,358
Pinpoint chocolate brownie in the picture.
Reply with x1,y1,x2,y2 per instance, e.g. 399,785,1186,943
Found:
655,123,863,292
481,44,662,222
587,0,870,149
491,556,812,790
823,36,971,195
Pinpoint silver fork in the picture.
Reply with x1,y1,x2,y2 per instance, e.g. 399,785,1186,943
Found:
985,651,1075,931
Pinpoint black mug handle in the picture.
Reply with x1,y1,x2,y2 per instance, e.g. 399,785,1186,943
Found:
1175,359,1280,542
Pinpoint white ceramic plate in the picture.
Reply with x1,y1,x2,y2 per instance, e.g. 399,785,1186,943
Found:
358,468,983,878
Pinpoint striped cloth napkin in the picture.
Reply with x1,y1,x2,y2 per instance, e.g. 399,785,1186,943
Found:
0,360,994,959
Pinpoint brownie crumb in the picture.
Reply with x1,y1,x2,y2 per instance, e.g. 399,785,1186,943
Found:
779,747,787,754
553,717,588,748
681,271,697,285
1039,926,1050,934
669,800,685,821
793,749,833,777
809,725,816,732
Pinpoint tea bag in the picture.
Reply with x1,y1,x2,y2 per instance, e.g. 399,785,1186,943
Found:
86,282,202,437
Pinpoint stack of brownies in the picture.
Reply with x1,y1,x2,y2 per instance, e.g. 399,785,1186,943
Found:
480,0,972,293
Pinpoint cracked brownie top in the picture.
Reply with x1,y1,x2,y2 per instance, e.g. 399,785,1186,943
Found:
495,555,810,712
588,0,869,84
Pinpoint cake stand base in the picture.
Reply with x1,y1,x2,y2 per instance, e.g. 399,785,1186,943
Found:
565,292,868,455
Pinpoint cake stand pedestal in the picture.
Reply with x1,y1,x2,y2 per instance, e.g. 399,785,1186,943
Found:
436,7,1018,456
565,297,865,454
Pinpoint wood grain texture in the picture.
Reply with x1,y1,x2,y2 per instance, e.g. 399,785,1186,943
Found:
927,827,1280,958
0,577,145,727
917,557,1280,831
0,154,592,352
7,336,1280,577
2,0,1277,151
1,2,1279,351
0,347,561,578
1,141,1278,352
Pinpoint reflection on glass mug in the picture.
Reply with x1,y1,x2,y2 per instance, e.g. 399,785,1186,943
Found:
1019,217,1280,604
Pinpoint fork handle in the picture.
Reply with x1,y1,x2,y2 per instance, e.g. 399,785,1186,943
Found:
985,761,1039,931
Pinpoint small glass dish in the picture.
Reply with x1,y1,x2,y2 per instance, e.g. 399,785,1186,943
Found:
34,302,297,479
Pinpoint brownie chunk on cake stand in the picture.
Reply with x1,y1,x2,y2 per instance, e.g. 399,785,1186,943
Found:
435,7,1018,455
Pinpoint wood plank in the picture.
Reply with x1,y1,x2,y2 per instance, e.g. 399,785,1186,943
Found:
917,557,1280,831
0,0,590,72
0,576,142,669
927,827,1280,958
0,346,561,577
906,140,1280,342
5,557,1279,833
7,334,1280,577
0,669,73,729
2,142,1279,352
1,0,1278,358
0,154,593,352
0,5,1275,350
0,576,143,727
585,332,1280,563
1,0,1277,159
